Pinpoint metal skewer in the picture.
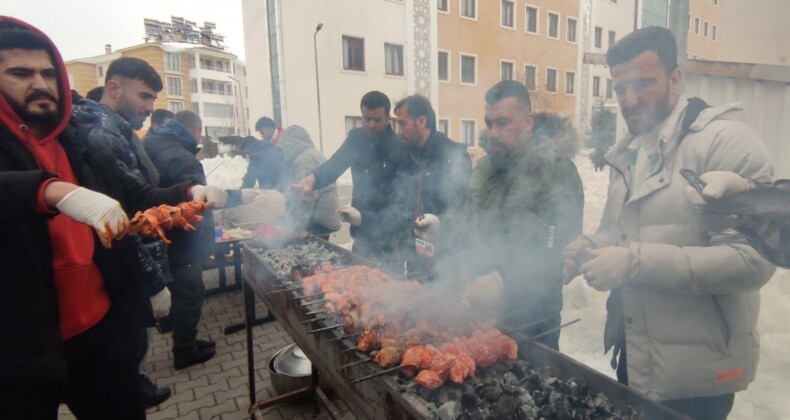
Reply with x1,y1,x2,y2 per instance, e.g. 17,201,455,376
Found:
264,285,303,295
337,357,373,370
304,309,327,316
322,331,361,344
301,315,335,324
306,324,344,334
299,298,327,307
349,365,402,384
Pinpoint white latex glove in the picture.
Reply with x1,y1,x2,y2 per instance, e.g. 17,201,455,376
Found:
150,287,171,318
415,213,440,231
55,187,129,248
337,205,362,226
699,171,752,200
461,271,504,306
562,238,594,285
579,247,631,292
191,185,228,209
241,188,261,204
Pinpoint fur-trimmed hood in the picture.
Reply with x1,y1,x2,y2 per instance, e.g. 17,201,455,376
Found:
518,112,579,171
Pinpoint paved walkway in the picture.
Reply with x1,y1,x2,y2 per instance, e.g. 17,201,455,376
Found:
59,265,356,420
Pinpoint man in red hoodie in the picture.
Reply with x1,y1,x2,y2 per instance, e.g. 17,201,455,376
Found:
0,17,196,419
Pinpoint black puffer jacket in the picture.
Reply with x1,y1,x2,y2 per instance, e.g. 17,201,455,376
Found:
241,139,285,190
313,125,410,254
144,120,215,266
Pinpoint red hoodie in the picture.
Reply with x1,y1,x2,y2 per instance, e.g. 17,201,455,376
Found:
0,17,110,340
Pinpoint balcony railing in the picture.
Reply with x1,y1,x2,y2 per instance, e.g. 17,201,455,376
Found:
201,88,233,96
199,63,231,73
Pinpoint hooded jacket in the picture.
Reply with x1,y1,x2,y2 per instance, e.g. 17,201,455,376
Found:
277,125,341,232
241,138,285,190
0,16,189,385
144,120,216,266
455,113,584,344
586,96,775,401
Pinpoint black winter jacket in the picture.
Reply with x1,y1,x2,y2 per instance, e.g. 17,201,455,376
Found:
241,139,286,190
144,121,215,266
313,125,410,254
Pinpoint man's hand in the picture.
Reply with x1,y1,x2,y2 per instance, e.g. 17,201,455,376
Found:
337,205,362,226
55,187,129,248
579,247,630,292
415,214,440,231
150,287,171,318
289,174,316,196
190,185,228,208
241,188,263,204
460,271,504,306
562,238,594,285
699,171,752,200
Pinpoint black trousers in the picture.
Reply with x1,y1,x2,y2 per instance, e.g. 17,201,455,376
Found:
168,262,206,350
617,349,735,420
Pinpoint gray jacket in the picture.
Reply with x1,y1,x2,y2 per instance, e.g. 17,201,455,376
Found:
587,96,776,401
277,125,341,232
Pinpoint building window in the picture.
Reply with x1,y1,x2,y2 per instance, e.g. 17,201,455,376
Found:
703,21,709,38
712,25,717,41
608,30,616,48
460,0,476,19
166,76,183,96
566,18,577,43
500,61,515,81
384,43,404,76
594,27,603,48
204,103,234,118
694,17,700,34
168,101,184,113
565,71,575,95
606,78,613,99
345,116,363,136
593,76,601,97
97,66,104,78
546,68,557,93
438,119,450,136
164,52,181,72
437,0,448,12
460,120,476,146
438,51,449,81
524,65,537,91
342,36,365,71
525,5,538,34
460,54,476,84
547,12,559,39
501,0,515,28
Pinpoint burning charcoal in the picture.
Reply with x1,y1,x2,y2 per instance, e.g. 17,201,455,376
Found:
481,385,502,403
437,401,461,420
593,392,609,408
418,386,438,402
502,372,518,386
568,380,579,397
460,392,479,410
494,395,519,418
517,402,539,419
493,359,515,374
523,372,542,392
436,387,459,405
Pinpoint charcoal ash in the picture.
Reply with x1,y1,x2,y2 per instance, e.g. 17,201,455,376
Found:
251,242,349,278
414,360,642,419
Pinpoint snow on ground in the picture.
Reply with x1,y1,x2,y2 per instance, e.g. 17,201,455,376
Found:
203,153,790,419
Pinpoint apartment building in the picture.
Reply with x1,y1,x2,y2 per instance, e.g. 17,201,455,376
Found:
436,0,580,146
65,17,249,138
687,0,721,60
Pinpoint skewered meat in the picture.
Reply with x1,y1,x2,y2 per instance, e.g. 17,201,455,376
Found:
372,346,400,368
415,370,444,390
127,200,207,244
357,330,378,353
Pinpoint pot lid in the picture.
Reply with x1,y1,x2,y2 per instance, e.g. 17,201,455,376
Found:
273,344,312,376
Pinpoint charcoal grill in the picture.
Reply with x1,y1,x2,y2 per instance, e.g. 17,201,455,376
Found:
240,236,684,419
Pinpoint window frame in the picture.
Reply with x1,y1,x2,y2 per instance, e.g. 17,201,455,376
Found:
459,0,477,21
694,17,700,34
605,78,613,99
592,75,601,98
437,0,449,14
566,17,578,44
546,10,560,40
166,76,183,97
564,70,575,95
164,52,181,72
703,20,709,38
524,4,539,35
594,26,603,49
438,49,450,83
500,0,516,29
459,52,477,85
608,30,616,48
167,100,185,113
384,43,404,76
545,67,558,94
712,25,717,41
500,59,516,81
342,35,366,72
460,119,477,146
438,118,451,137
523,64,537,91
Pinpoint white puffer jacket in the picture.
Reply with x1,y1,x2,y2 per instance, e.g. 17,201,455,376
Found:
587,96,776,401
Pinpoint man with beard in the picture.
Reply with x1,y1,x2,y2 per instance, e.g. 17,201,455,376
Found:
73,56,176,406
455,80,583,349
562,27,774,419
0,17,196,418
393,95,472,277
292,91,409,262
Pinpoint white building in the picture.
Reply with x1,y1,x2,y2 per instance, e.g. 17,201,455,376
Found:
242,0,437,159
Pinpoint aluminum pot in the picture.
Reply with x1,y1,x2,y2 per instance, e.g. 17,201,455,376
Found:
268,344,312,395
